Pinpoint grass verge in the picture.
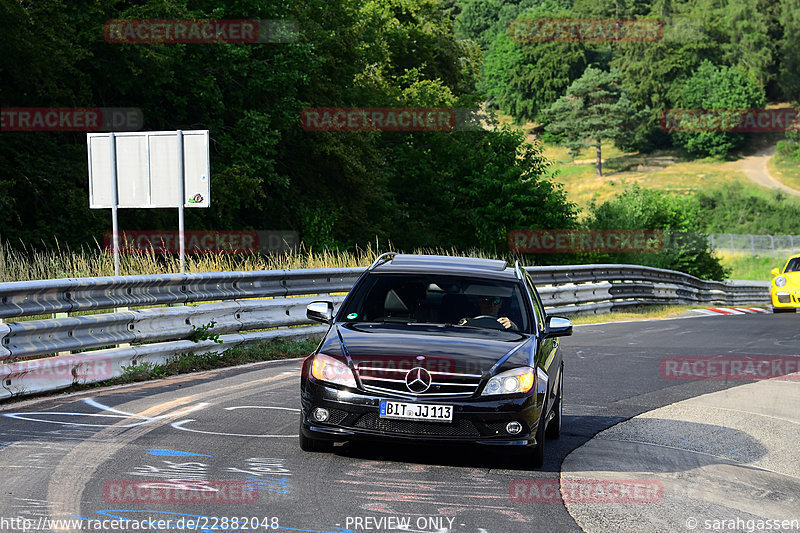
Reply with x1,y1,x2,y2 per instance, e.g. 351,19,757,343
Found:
66,337,321,392
768,152,800,192
566,304,706,325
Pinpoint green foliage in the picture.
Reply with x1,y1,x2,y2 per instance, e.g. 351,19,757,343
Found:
610,0,779,152
778,0,800,102
776,131,800,160
386,126,578,251
543,67,649,175
695,183,800,234
480,4,589,124
586,185,729,280
189,320,223,344
671,61,766,157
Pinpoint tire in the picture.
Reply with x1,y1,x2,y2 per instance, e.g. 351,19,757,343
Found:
529,404,547,468
546,364,563,440
299,422,334,453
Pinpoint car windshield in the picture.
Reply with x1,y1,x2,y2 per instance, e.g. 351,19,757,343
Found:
338,273,529,332
785,258,800,273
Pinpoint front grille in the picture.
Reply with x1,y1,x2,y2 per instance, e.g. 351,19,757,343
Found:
353,413,480,437
356,362,482,397
324,408,348,425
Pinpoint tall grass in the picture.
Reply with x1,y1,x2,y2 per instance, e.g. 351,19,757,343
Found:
717,250,793,281
0,240,508,283
4,239,786,283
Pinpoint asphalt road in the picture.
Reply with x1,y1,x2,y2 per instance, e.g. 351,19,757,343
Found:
0,313,797,533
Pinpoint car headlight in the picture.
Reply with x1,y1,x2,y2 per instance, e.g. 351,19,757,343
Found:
775,276,787,287
310,354,357,387
481,366,535,396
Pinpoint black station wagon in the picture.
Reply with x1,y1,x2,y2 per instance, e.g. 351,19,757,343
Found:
299,253,571,467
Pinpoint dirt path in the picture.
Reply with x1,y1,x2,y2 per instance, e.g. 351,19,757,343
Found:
726,143,800,196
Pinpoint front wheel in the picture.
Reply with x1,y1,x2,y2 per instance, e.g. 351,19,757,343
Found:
546,364,563,440
528,406,547,468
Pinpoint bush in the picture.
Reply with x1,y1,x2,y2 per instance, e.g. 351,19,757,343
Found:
671,61,766,157
776,131,800,160
586,185,729,280
695,183,800,235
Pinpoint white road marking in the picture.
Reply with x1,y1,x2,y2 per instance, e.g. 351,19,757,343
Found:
170,419,297,438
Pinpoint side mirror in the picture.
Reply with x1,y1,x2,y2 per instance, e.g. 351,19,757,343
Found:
771,268,780,277
544,316,572,338
307,301,334,324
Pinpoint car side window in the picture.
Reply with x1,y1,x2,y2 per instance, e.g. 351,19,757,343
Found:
523,273,546,332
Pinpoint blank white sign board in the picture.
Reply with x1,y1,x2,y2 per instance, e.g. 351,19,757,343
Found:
87,130,210,208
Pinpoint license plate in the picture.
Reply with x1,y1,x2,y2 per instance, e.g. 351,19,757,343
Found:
379,400,453,422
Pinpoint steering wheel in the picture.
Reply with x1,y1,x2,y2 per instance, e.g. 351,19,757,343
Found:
462,315,505,329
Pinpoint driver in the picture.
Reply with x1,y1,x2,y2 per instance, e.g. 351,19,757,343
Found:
458,295,517,330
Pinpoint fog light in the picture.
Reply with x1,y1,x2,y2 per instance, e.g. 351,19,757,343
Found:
312,407,330,422
506,421,522,434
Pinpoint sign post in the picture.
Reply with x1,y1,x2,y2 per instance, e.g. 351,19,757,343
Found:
87,130,210,275
109,132,120,276
177,130,186,273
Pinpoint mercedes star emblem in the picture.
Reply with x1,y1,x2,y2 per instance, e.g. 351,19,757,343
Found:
405,367,432,393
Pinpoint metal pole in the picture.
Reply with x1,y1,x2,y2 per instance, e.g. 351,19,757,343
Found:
730,234,734,253
177,130,186,274
750,234,755,255
769,235,774,258
791,235,795,253
110,133,120,277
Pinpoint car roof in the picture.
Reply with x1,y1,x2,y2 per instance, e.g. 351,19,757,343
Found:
368,253,518,280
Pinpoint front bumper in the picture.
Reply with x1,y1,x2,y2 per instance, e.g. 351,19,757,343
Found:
771,290,800,308
300,379,543,446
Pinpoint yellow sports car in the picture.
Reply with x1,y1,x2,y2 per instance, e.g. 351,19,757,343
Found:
771,254,800,313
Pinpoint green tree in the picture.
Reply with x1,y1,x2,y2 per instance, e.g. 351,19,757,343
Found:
385,126,577,252
543,67,648,176
480,4,589,124
778,0,800,102
671,60,765,157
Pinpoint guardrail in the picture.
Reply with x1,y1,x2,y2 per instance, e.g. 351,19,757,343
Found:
0,264,769,399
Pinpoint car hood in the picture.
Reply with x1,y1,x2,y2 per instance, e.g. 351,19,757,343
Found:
325,322,532,375
776,272,800,284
